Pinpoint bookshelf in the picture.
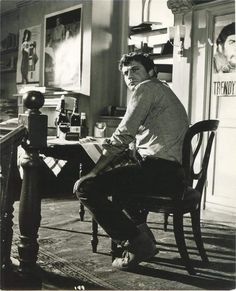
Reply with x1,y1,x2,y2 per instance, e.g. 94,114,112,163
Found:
129,26,173,84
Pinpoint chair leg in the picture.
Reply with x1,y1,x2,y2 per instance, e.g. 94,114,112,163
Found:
79,203,85,221
191,209,209,263
173,212,196,275
164,213,169,231
91,219,98,253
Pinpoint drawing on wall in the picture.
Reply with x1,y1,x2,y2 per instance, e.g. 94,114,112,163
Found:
213,16,235,74
16,25,41,85
44,5,82,92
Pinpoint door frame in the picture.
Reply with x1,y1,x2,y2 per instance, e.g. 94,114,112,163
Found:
191,0,235,212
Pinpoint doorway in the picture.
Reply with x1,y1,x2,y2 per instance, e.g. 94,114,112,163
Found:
191,3,236,215
204,12,236,214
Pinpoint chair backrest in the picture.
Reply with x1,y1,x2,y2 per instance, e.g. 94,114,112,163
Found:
182,120,219,195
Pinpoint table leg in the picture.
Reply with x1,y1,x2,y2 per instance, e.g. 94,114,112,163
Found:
79,203,85,221
91,219,98,253
78,163,85,221
17,149,42,288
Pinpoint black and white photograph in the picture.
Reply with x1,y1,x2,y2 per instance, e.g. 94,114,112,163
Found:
44,5,82,91
213,15,235,74
0,0,235,290
16,25,41,85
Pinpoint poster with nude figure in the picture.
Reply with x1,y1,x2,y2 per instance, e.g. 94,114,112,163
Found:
16,25,41,85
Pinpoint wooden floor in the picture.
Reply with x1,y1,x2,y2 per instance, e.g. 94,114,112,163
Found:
7,197,236,290
202,208,236,227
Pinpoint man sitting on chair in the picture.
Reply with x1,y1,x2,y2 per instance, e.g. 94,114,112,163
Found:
73,52,189,270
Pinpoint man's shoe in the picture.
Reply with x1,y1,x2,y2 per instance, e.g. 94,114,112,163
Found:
137,223,157,244
112,250,138,270
112,231,158,270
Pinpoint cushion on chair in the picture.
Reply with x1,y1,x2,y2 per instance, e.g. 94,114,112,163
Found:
182,186,201,201
131,187,201,214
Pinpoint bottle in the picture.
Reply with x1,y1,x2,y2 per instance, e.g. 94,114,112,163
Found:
80,112,88,138
94,122,106,138
70,98,81,134
142,42,153,54
56,95,70,138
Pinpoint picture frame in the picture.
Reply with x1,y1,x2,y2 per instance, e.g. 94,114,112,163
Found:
16,24,41,85
212,14,235,75
43,5,82,92
210,14,235,110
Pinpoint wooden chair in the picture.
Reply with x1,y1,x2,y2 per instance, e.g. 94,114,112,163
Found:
110,119,219,275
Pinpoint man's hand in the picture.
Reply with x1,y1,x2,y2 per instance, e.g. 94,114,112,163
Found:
73,154,115,198
73,172,96,198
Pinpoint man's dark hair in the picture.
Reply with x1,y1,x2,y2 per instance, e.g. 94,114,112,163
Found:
216,22,235,46
119,52,156,74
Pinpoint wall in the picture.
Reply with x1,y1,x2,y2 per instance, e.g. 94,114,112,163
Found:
0,0,126,133
89,0,127,127
172,12,192,116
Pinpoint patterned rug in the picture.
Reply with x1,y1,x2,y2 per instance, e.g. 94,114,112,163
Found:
11,243,117,290
10,198,236,290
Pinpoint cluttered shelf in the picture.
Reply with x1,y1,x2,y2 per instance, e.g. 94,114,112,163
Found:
0,47,18,73
1,32,18,72
150,53,173,59
0,47,18,55
1,68,16,73
130,27,168,38
129,22,168,37
128,23,173,84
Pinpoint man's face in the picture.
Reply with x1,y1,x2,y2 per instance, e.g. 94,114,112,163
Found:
122,60,151,91
223,34,236,67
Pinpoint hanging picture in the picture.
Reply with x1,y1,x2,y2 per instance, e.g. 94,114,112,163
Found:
16,25,41,85
212,15,235,75
44,5,82,92
211,14,236,98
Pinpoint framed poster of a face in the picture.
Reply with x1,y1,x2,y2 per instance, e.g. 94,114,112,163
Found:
211,15,235,101
44,5,82,92
213,15,235,74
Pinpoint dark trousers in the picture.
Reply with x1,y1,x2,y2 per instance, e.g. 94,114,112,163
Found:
77,158,184,243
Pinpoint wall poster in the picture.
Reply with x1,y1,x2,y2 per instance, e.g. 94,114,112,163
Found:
212,14,235,99
44,5,82,92
16,25,41,85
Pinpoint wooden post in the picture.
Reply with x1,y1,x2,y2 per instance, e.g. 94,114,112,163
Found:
17,91,47,288
0,161,15,288
0,125,26,290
